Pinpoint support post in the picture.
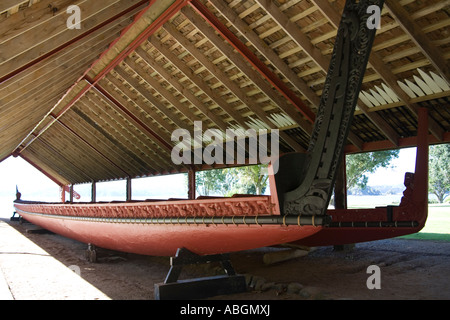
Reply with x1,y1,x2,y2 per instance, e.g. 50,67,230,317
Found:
60,186,66,203
91,181,96,203
188,168,196,200
334,155,347,210
155,248,247,300
126,177,132,202
411,107,429,226
69,185,74,203
334,155,354,251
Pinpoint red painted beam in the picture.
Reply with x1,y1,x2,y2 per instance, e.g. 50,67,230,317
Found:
413,107,429,210
345,131,450,154
50,114,132,178
0,0,149,85
0,154,12,164
14,0,189,156
188,0,316,123
19,153,65,187
86,77,174,153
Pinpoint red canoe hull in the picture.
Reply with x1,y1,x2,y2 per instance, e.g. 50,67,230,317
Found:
18,211,321,256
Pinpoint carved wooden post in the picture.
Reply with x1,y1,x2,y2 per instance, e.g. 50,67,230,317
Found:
281,0,385,217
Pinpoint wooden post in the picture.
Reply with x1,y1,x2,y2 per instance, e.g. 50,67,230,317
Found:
91,181,96,203
334,155,354,251
188,168,196,200
334,155,347,210
69,185,74,203
126,177,132,202
60,186,66,203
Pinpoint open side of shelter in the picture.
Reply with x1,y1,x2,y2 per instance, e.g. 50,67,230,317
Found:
2,0,446,300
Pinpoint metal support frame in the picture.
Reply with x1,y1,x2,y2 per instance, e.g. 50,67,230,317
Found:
154,248,246,300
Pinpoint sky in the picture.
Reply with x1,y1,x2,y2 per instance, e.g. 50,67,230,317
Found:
0,147,417,218
365,147,417,186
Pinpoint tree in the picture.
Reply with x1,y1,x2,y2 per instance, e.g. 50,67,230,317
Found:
195,168,235,196
228,165,269,195
429,144,450,203
346,150,400,191
194,165,269,196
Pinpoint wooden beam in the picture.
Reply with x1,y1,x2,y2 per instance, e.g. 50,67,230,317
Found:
161,23,308,152
311,0,444,142
12,0,186,157
188,0,316,123
75,92,170,174
88,78,175,154
0,0,149,83
0,5,137,100
255,0,330,72
51,113,133,178
142,42,251,130
99,75,176,134
68,102,164,177
357,100,400,146
182,5,314,138
345,131,450,154
334,155,347,210
69,184,74,203
368,52,445,141
207,0,321,108
118,60,204,128
19,153,67,187
142,40,305,152
207,0,364,150
0,0,28,14
385,0,450,84
132,47,230,132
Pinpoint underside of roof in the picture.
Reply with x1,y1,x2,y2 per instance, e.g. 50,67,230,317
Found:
0,0,449,186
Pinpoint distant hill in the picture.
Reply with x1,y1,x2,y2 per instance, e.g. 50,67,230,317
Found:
348,184,405,196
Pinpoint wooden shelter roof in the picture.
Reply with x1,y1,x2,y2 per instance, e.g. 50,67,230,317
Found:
0,0,449,186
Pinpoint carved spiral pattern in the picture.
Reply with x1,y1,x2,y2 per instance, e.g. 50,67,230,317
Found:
285,0,385,216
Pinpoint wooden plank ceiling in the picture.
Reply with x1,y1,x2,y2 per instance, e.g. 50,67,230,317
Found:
0,0,449,186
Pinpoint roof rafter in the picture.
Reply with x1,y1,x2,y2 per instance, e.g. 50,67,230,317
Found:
182,5,314,138
385,0,450,84
311,0,445,142
258,0,398,147
188,0,316,123
145,36,305,152
12,0,187,156
207,0,322,109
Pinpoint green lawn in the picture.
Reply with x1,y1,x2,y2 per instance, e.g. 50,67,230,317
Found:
399,204,450,241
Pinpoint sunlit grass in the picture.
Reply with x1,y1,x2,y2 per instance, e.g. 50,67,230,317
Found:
399,204,450,241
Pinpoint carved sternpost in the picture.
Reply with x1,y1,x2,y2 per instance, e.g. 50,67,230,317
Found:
283,0,385,216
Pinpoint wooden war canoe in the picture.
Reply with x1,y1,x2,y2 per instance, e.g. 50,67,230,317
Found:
13,0,428,257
